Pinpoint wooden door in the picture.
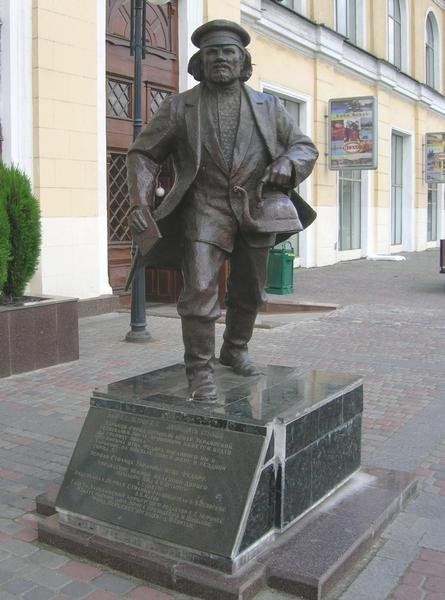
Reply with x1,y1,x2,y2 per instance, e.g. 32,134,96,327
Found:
106,0,179,302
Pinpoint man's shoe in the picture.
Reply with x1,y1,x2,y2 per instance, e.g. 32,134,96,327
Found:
219,343,263,377
188,370,218,402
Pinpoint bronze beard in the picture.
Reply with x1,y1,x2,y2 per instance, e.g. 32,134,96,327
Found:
187,48,253,83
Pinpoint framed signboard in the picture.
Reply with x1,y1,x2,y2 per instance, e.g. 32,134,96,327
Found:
425,133,445,183
328,96,377,170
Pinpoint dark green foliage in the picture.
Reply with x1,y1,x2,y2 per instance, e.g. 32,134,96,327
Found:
0,163,41,300
0,182,10,290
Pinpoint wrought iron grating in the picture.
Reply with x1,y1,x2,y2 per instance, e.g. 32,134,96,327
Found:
150,88,171,117
108,153,131,242
107,78,131,119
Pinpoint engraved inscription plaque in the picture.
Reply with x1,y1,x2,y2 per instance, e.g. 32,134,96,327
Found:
56,407,265,557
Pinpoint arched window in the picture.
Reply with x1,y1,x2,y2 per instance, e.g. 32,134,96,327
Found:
388,0,402,69
425,12,439,88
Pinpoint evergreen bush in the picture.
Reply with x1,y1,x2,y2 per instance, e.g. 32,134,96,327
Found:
0,163,41,301
0,178,10,291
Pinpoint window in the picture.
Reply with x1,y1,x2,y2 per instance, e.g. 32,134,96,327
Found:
388,0,402,69
265,89,303,257
391,133,404,245
275,0,305,14
338,169,362,250
335,0,358,44
107,78,132,119
425,12,439,88
280,97,301,256
427,184,438,242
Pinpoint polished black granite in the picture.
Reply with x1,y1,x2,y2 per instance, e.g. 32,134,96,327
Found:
57,408,264,558
239,464,276,552
92,364,362,431
56,364,363,567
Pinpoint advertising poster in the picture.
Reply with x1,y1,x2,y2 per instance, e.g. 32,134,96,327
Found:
328,96,377,170
425,133,445,183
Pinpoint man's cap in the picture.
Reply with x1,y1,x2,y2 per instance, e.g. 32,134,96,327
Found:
191,19,250,50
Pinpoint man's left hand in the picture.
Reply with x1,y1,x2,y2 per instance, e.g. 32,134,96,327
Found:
262,157,293,189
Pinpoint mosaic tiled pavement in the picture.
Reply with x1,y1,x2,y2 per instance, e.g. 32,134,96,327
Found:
0,249,444,600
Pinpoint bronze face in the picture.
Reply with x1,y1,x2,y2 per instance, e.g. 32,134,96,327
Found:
201,44,243,85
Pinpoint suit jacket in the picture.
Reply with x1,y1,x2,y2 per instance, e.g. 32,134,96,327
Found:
126,83,318,270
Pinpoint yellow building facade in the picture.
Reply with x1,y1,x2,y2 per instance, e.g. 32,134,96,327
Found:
0,0,443,300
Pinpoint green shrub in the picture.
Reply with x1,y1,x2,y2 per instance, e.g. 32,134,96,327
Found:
0,176,10,290
0,163,41,300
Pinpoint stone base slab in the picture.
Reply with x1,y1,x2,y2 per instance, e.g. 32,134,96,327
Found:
37,467,416,600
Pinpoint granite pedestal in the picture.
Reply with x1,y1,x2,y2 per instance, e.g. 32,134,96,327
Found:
41,365,362,570
37,364,417,598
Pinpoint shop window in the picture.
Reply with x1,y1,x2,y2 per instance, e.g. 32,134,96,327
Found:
427,184,438,242
338,169,362,250
391,133,404,245
425,12,439,89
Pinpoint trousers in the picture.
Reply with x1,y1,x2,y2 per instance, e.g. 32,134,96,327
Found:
177,236,269,376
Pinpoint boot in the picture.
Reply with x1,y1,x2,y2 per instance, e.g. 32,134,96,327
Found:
219,306,263,376
181,317,218,401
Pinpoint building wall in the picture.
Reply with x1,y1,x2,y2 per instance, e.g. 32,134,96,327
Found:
2,0,444,301
28,0,110,299
239,0,445,267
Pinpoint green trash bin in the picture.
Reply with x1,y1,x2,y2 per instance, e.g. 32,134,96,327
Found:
266,241,295,294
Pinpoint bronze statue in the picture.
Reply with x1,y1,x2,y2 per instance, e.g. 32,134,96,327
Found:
126,20,318,401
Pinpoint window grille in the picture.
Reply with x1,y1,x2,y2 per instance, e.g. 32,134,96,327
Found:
108,153,131,242
149,88,172,117
107,78,132,119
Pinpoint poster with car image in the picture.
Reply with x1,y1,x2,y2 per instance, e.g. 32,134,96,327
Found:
328,96,377,170
425,133,445,183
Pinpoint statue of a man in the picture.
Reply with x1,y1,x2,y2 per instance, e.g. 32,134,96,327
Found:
127,20,318,401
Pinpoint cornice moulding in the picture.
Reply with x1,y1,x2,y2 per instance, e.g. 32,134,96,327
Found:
241,0,445,118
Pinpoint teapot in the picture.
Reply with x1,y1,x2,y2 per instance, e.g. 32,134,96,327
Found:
233,181,303,235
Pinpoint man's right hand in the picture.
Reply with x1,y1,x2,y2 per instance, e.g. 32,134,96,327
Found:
128,207,149,234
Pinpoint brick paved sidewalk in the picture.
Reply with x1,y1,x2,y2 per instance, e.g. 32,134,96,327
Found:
0,248,443,600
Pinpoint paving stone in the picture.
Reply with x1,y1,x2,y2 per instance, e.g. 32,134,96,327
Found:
0,568,14,584
423,575,445,593
91,573,136,595
22,586,56,600
26,564,74,590
0,556,31,574
419,518,445,552
0,590,19,600
60,580,95,598
29,548,69,568
0,548,11,561
392,584,424,599
84,591,120,600
126,587,177,600
340,555,412,600
58,560,102,582
1,576,35,594
0,538,39,557
2,250,445,600
0,518,26,534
